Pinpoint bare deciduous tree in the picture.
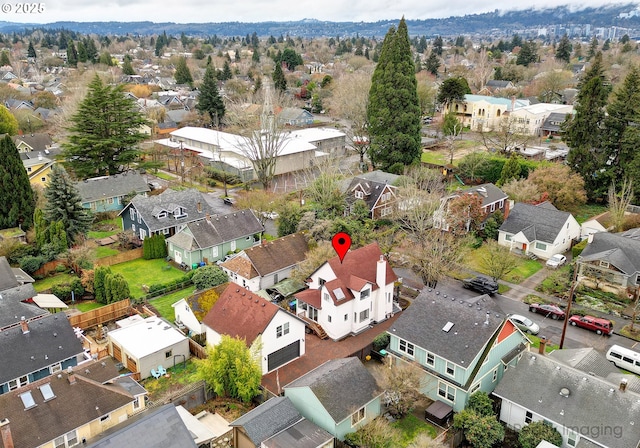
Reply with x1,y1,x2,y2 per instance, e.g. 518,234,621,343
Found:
608,179,634,232
373,360,425,418
412,229,470,287
478,116,533,153
501,177,541,204
480,240,518,282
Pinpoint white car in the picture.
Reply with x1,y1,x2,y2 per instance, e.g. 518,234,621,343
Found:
509,314,540,335
262,211,279,220
546,254,567,268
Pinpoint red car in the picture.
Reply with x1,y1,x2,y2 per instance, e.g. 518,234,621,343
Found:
568,315,613,335
528,303,566,320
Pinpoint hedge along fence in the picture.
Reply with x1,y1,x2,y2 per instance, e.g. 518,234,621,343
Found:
95,248,143,267
139,273,195,302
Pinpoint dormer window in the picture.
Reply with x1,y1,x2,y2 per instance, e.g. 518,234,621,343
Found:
157,211,167,218
355,190,364,199
360,288,370,300
174,207,187,219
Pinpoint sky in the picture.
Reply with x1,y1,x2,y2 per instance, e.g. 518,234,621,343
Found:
3,0,632,24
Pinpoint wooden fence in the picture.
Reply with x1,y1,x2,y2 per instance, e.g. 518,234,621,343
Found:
68,299,132,329
189,338,208,359
94,248,143,267
34,260,67,277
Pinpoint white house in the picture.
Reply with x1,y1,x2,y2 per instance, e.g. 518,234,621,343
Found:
294,243,398,341
202,283,306,374
508,103,573,136
172,284,229,335
107,316,190,379
498,202,581,259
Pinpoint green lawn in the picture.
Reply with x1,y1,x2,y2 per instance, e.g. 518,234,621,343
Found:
528,334,559,353
150,286,196,322
95,246,120,258
34,273,77,292
465,245,543,283
154,172,176,181
392,414,438,447
88,217,123,239
573,203,607,225
109,258,187,299
73,301,103,312
421,151,446,165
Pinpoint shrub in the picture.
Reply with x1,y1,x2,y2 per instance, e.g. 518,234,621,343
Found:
51,284,72,301
142,234,168,259
55,263,68,273
572,238,588,258
19,255,45,274
192,265,228,290
372,332,390,351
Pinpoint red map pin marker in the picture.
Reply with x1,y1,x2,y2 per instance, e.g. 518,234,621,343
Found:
332,232,351,263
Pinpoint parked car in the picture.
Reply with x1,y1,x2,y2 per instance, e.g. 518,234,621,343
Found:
261,211,279,220
462,276,499,296
529,303,566,320
509,314,540,335
148,181,162,191
546,254,567,268
568,315,613,335
222,197,236,206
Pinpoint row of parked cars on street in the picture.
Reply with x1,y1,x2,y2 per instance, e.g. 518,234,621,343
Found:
508,304,614,336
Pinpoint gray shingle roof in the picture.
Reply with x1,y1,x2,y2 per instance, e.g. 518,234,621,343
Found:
447,183,508,208
244,233,308,276
125,189,224,233
499,202,572,244
493,353,640,448
284,357,380,423
0,285,46,330
230,396,302,446
262,418,334,448
389,289,506,367
541,112,570,132
170,210,263,250
0,256,19,290
76,172,150,203
86,404,197,448
579,232,640,276
344,171,399,210
0,312,84,384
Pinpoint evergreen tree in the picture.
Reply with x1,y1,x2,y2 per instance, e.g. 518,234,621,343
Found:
555,35,572,63
66,39,78,67
174,56,193,85
221,60,232,80
0,50,10,66
280,48,303,70
197,64,225,127
94,266,111,304
0,135,35,229
63,74,149,178
84,38,98,63
251,47,260,63
437,77,471,108
516,40,537,66
27,41,36,59
563,52,610,200
424,51,440,75
367,18,421,170
99,51,114,66
0,104,18,135
76,41,88,63
433,36,443,55
497,153,522,186
272,62,287,91
122,55,135,75
43,165,93,243
587,37,599,60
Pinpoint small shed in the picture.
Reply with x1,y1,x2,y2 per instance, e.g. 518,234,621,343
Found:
425,400,454,427
107,316,190,379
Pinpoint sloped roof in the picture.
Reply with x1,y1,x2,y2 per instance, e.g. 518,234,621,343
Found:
499,202,573,244
0,285,46,330
344,176,397,211
230,397,302,446
0,312,84,384
244,233,308,277
541,112,571,132
12,133,53,151
446,183,508,208
86,404,197,448
202,282,280,345
326,242,397,289
389,289,506,367
76,172,150,203
284,357,380,424
0,255,19,290
183,210,263,250
579,231,640,276
262,418,334,448
0,372,134,448
493,353,640,448
221,255,257,280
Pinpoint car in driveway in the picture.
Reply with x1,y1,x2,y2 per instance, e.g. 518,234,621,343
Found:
509,314,540,335
546,254,567,268
528,303,566,320
462,276,499,296
568,315,613,335
222,197,236,206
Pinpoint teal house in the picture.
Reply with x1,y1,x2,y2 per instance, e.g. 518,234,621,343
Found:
387,289,530,413
284,357,382,441
166,210,264,266
76,171,150,212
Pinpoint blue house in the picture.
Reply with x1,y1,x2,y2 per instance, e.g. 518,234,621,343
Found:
284,357,382,441
76,171,150,212
119,188,224,241
387,289,530,413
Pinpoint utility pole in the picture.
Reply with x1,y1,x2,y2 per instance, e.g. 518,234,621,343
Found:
559,263,580,349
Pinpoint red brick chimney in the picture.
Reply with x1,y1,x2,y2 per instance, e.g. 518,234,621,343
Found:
538,337,547,355
19,316,29,334
67,366,76,385
0,419,14,448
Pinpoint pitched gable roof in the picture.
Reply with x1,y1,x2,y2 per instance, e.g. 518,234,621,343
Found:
389,289,506,367
0,372,134,448
447,183,508,208
230,396,302,446
579,231,640,276
344,172,399,211
326,242,397,289
76,172,150,203
0,256,19,290
284,357,380,423
202,283,280,345
0,285,46,330
12,133,54,152
243,233,308,277
221,256,257,280
0,312,84,385
183,210,263,249
493,353,640,448
499,202,572,244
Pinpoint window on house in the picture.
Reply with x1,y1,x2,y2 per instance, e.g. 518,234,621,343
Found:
9,375,28,391
426,352,434,366
133,396,141,409
130,209,135,220
600,260,610,269
355,190,364,199
41,177,46,182
108,198,114,204
276,322,290,338
499,200,504,208
505,234,512,241
100,414,110,422
399,339,415,357
137,213,141,224
344,314,348,321
165,350,172,358
319,278,326,286
492,369,498,382
50,363,62,374
490,203,495,212
567,432,577,447
54,430,78,448
328,315,332,323
446,362,455,376
230,241,236,251
351,407,365,426
382,193,391,202
324,293,331,302
27,166,32,172
470,383,480,394
162,228,169,235
131,224,136,233
525,411,533,424
360,288,370,300
381,206,392,217
359,309,369,322
438,382,455,402
535,242,547,251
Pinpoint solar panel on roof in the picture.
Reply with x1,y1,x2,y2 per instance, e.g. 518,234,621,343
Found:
442,322,454,333
40,383,55,401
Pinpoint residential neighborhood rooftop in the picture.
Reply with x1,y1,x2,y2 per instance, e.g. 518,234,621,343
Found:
76,171,150,203
499,201,572,244
107,316,187,360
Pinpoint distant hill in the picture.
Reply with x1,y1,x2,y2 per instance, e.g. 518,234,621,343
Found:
4,3,640,37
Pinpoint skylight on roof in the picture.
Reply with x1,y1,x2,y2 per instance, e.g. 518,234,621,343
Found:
333,288,346,300
20,391,36,409
442,322,454,333
40,383,55,401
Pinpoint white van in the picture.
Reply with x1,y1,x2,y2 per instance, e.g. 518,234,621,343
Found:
606,345,640,375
